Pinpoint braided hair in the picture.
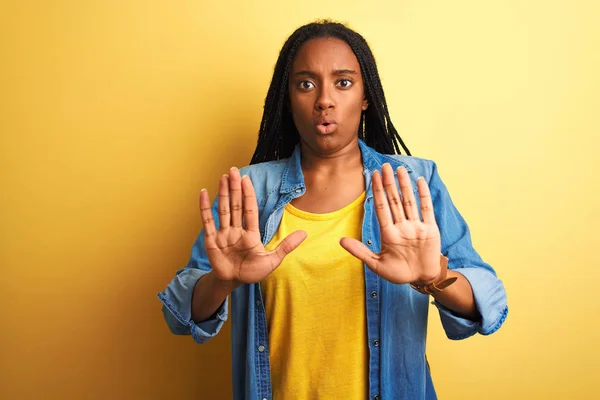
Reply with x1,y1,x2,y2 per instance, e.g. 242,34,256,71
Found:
250,20,411,164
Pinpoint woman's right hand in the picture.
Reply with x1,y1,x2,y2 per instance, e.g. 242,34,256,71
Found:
199,167,307,288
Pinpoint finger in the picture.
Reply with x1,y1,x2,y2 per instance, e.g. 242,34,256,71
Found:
241,175,259,232
381,163,404,223
417,177,435,224
397,166,419,221
339,237,380,270
199,189,216,237
372,170,393,229
218,174,230,229
269,230,308,270
229,167,243,228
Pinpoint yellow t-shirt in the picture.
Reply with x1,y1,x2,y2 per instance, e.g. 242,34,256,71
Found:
260,192,368,400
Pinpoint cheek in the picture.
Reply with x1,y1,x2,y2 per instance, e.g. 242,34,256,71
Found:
343,96,366,121
289,96,314,122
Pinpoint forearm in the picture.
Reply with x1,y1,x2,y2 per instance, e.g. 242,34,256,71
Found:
191,271,239,323
431,270,480,320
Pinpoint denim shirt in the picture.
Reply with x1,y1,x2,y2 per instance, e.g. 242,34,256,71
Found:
158,139,508,400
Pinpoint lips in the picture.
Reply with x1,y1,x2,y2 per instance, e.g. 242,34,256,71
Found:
315,116,337,135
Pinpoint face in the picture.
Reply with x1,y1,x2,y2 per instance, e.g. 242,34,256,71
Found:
288,37,368,155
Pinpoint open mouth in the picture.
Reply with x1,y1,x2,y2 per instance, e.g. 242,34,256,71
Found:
316,122,337,134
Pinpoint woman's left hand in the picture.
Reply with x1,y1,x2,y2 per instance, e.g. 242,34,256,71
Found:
340,163,442,285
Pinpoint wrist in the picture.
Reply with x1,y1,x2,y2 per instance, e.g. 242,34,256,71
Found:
209,271,241,294
410,254,457,295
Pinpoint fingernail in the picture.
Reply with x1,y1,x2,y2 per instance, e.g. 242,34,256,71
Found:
201,188,206,192
230,166,237,171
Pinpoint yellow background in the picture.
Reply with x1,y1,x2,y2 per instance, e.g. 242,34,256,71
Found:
2,1,599,399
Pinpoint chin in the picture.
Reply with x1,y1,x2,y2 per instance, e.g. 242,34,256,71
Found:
301,132,358,154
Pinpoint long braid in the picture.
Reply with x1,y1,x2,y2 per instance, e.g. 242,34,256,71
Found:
250,20,410,165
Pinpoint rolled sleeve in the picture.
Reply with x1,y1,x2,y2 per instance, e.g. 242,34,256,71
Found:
434,267,508,340
427,160,508,340
157,268,229,344
157,196,229,344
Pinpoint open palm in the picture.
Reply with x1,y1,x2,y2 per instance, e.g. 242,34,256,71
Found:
200,168,306,285
340,163,442,285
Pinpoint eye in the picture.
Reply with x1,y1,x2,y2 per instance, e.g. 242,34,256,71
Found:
337,79,353,89
298,81,315,90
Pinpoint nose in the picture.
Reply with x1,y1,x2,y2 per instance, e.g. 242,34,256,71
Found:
315,86,334,111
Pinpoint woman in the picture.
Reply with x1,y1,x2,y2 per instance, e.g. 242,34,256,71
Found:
158,20,508,400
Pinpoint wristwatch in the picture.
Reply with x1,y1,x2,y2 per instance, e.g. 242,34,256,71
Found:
410,254,457,295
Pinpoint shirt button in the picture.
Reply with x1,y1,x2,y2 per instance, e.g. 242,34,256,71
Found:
256,300,261,306
374,396,380,400
258,345,265,352
295,189,302,193
370,291,377,299
373,339,380,347
262,398,268,400
366,239,373,245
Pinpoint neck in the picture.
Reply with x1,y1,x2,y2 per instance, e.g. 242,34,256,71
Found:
299,137,363,174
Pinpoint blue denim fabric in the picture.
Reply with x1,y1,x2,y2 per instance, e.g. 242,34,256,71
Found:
158,139,508,400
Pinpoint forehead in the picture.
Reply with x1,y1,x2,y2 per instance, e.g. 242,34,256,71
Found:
291,37,361,73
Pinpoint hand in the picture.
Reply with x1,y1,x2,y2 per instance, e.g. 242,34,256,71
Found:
199,167,307,287
340,163,442,285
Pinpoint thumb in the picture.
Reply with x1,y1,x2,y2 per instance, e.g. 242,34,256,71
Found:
269,230,308,268
339,237,380,271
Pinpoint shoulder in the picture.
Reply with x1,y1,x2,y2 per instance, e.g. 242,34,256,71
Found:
238,158,287,179
238,159,288,195
373,151,437,181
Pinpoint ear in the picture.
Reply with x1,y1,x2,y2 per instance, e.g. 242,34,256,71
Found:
362,98,369,111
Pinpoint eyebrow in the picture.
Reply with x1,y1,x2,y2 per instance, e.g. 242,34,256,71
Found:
293,69,358,78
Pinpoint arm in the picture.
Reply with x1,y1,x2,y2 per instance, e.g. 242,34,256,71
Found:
158,168,306,343
191,271,239,323
428,160,508,339
157,176,231,343
157,201,230,344
430,269,479,320
340,161,507,340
